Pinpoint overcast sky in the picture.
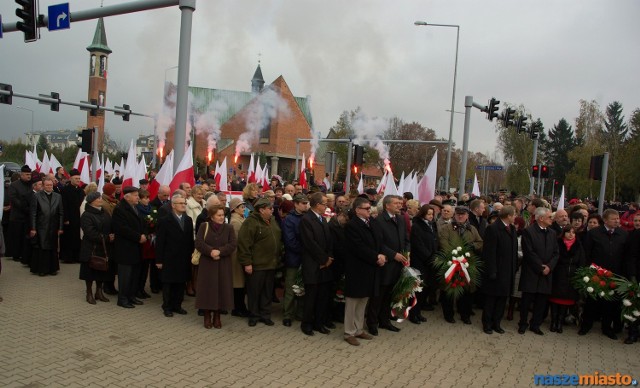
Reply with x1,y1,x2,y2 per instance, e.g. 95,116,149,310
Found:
1,0,639,161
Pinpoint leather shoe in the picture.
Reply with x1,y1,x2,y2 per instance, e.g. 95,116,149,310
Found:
137,290,151,299
418,314,428,322
248,318,257,327
461,318,472,325
578,327,589,336
301,327,314,336
232,309,250,318
368,326,379,336
624,336,638,344
409,316,421,325
530,327,544,335
282,319,292,327
173,308,188,315
103,286,119,295
445,317,456,324
344,336,360,346
603,331,618,340
259,318,275,326
118,302,135,309
314,326,330,334
380,324,400,332
324,322,336,329
518,326,527,334
483,328,493,335
493,327,505,334
356,332,374,340
163,310,174,317
130,298,143,305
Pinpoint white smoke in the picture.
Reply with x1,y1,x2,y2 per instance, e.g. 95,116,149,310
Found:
234,87,290,156
352,111,390,167
190,94,228,153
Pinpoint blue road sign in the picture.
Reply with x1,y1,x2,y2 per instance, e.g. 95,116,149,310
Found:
476,165,504,171
48,3,70,31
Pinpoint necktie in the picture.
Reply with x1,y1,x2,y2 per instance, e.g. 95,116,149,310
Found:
506,225,510,234
608,229,614,237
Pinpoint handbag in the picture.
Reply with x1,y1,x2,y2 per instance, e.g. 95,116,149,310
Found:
89,236,109,271
191,222,209,265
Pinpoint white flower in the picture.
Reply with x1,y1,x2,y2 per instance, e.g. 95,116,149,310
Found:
465,252,471,258
587,287,594,293
609,291,614,295
599,291,605,297
464,262,469,268
623,299,633,307
452,249,458,255
624,314,636,322
583,276,590,283
447,261,452,266
456,246,462,251
633,310,640,317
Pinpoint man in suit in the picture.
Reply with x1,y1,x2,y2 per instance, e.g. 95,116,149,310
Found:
299,192,334,336
155,193,194,317
343,197,383,346
147,185,171,294
112,186,147,308
28,177,64,276
468,199,488,239
150,185,171,209
518,207,559,335
481,206,518,334
60,169,85,263
367,195,409,334
579,209,628,340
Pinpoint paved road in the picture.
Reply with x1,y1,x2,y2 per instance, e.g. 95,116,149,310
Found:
0,259,638,387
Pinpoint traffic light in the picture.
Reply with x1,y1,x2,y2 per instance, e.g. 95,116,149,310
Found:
15,0,39,43
516,115,528,134
352,144,364,174
76,129,93,153
541,165,550,179
487,98,500,121
589,155,604,180
530,122,540,140
50,92,60,112
502,108,516,128
122,104,130,121
531,165,539,177
0,83,12,105
90,99,99,116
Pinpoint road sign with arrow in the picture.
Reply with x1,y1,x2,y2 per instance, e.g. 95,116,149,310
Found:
48,3,70,31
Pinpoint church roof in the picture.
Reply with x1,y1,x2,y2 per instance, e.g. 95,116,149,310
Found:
188,83,314,128
86,18,112,54
251,64,264,82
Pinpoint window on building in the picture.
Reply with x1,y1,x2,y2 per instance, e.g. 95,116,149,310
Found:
90,55,96,76
99,56,107,77
259,117,271,144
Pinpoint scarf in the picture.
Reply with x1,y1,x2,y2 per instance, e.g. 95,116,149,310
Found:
563,237,576,251
136,203,152,216
211,221,223,232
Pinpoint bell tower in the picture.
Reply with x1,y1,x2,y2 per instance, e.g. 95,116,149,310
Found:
86,17,111,151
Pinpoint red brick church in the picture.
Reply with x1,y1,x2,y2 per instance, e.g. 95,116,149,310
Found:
163,65,324,182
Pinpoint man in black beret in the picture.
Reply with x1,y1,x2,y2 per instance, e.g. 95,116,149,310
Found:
6,165,32,262
60,168,85,263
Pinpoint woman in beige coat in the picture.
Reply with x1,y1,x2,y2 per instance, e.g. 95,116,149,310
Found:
229,197,250,317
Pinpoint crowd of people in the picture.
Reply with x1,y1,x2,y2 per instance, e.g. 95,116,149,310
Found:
2,164,640,346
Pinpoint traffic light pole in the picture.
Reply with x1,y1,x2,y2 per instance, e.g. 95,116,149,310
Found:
91,127,100,182
529,138,538,196
597,152,609,215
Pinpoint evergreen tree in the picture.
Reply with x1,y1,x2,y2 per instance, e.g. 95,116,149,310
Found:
602,101,628,200
544,118,577,185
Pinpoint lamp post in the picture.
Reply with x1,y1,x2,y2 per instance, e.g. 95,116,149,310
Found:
414,20,460,193
16,106,35,146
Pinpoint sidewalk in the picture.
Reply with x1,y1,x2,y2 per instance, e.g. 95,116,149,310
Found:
0,258,638,387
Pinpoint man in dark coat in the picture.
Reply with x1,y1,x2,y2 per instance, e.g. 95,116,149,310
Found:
29,177,64,276
299,192,334,336
112,187,147,308
624,225,640,344
367,195,409,334
579,209,628,340
281,193,308,327
518,207,558,335
155,193,194,317
481,206,517,334
468,199,488,239
148,184,171,293
60,169,85,263
344,197,384,345
7,165,32,262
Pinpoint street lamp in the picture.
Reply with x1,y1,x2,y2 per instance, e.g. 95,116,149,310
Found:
16,105,35,142
414,20,460,192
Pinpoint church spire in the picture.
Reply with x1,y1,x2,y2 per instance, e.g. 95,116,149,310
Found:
251,62,265,93
86,18,112,54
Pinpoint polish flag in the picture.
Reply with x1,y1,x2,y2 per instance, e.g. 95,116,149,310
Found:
376,170,388,194
121,140,137,189
299,153,307,189
73,149,87,170
32,144,41,173
80,155,91,185
247,153,256,183
254,162,263,186
97,158,105,193
217,157,228,192
261,166,270,193
557,186,566,210
382,168,399,197
417,150,438,205
25,150,37,171
169,144,195,193
214,160,222,189
41,151,51,175
136,154,147,185
49,154,63,175
472,173,480,197
148,150,173,200
357,173,364,194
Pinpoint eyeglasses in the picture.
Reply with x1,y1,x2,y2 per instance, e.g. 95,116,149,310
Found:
320,202,328,206
359,207,372,211
174,202,187,205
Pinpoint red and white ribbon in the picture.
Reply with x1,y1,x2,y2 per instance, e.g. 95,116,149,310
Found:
444,257,470,284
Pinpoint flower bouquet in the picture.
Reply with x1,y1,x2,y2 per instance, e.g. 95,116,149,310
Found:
571,264,620,301
292,267,305,297
145,209,159,233
390,266,423,322
433,236,482,301
616,280,640,323
333,274,346,304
